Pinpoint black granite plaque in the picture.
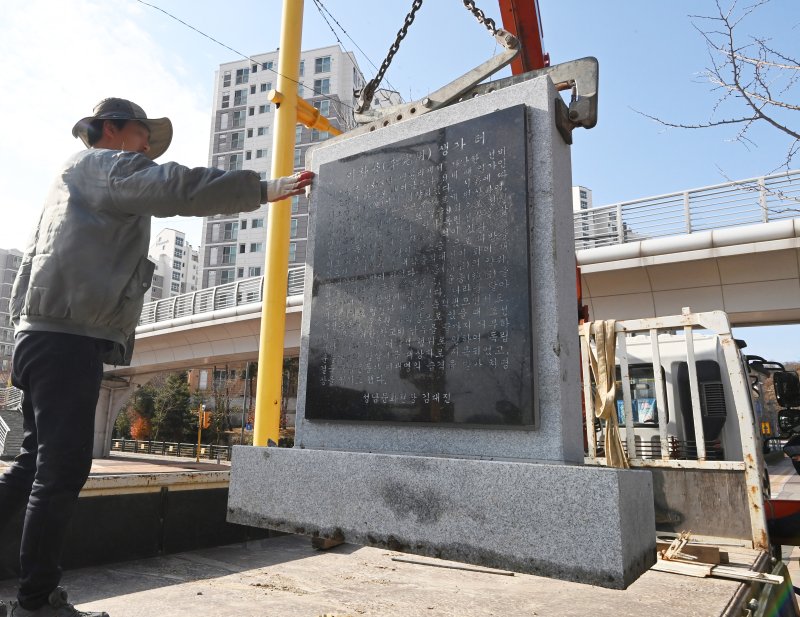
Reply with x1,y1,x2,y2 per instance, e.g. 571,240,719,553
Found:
305,105,534,426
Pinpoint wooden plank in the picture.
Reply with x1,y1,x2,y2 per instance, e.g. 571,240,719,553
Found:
656,541,722,565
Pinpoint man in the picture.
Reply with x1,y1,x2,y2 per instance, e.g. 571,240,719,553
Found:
0,98,313,617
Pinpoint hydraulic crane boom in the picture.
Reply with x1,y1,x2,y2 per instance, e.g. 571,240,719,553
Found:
498,0,549,73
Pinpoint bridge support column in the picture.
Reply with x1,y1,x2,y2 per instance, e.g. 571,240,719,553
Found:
93,375,149,458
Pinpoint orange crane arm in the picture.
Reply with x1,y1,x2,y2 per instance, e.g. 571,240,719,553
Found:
498,0,549,73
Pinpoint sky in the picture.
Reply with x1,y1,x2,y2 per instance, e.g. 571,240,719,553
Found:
1,0,798,361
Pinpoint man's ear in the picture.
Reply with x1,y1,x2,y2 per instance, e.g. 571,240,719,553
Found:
102,120,119,140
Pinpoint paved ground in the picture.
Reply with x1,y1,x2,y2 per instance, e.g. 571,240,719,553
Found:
0,453,796,616
770,455,800,584
0,451,229,475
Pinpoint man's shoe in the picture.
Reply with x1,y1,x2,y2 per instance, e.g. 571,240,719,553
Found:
9,587,108,617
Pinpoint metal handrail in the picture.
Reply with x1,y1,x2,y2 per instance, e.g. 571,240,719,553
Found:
138,172,800,328
0,415,9,450
574,169,800,249
0,387,23,411
139,265,306,327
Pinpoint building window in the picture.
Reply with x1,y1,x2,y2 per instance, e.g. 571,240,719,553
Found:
580,190,587,199
251,63,258,73
223,71,231,87
249,106,255,116
259,104,270,114
298,82,304,96
291,196,300,213
288,242,297,262
260,82,271,93
216,156,225,169
241,219,248,230
257,126,268,136
221,92,230,109
252,218,264,228
235,68,249,84
171,282,180,292
313,78,330,95
313,99,330,116
299,60,304,76
172,271,181,281
247,128,253,138
223,222,238,241
245,151,252,160
262,61,273,71
294,148,302,167
311,129,328,142
259,171,267,180
256,149,267,158
232,110,246,128
239,244,246,254
237,267,244,278
290,218,298,238
250,242,263,252
221,246,235,264
173,260,182,269
234,89,247,106
220,269,235,284
250,84,256,94
229,153,242,170
175,237,184,247
231,131,245,149
173,248,182,258
295,125,303,141
315,56,331,73
248,267,262,277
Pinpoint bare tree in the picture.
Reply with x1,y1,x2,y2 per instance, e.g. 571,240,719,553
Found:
640,0,799,169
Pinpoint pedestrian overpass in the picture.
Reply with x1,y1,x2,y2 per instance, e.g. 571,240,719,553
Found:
92,169,800,455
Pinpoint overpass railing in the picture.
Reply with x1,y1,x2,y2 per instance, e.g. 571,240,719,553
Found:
139,265,305,326
137,172,800,328
0,387,23,411
574,169,800,249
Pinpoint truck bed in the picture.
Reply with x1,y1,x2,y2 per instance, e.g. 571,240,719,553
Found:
0,534,766,617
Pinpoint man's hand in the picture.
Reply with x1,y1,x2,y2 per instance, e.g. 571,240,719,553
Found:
262,170,315,203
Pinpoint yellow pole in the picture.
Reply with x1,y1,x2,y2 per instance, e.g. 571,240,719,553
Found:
253,0,304,447
196,404,203,463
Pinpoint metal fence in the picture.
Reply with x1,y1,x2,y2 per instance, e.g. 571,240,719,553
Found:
110,438,232,461
136,171,800,329
139,265,305,326
0,415,9,455
574,169,800,249
0,387,22,411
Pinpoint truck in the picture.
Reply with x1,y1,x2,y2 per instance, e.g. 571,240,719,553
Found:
579,308,800,615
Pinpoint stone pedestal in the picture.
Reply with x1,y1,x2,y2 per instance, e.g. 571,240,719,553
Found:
228,75,656,589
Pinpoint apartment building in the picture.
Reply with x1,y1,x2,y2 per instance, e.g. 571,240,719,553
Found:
0,248,22,373
145,228,199,303
200,44,365,288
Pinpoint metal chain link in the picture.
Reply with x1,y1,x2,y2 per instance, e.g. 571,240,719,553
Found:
461,0,498,35
357,0,424,112
357,0,501,113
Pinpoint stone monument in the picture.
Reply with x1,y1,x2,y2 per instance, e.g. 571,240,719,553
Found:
228,75,656,589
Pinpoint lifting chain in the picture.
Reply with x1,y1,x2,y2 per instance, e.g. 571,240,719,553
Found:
356,0,502,114
356,0,424,113
461,0,497,35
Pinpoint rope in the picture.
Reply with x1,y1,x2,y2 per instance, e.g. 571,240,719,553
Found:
587,320,630,469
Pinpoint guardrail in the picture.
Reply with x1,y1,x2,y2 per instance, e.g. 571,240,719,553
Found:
139,265,305,326
111,438,232,461
136,171,800,329
0,415,9,455
574,169,800,249
0,387,22,411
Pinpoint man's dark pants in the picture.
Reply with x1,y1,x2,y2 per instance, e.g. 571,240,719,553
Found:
0,332,105,609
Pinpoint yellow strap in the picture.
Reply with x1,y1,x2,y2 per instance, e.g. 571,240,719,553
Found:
587,320,630,469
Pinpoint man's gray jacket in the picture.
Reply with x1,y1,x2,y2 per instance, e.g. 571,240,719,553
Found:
11,148,263,365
